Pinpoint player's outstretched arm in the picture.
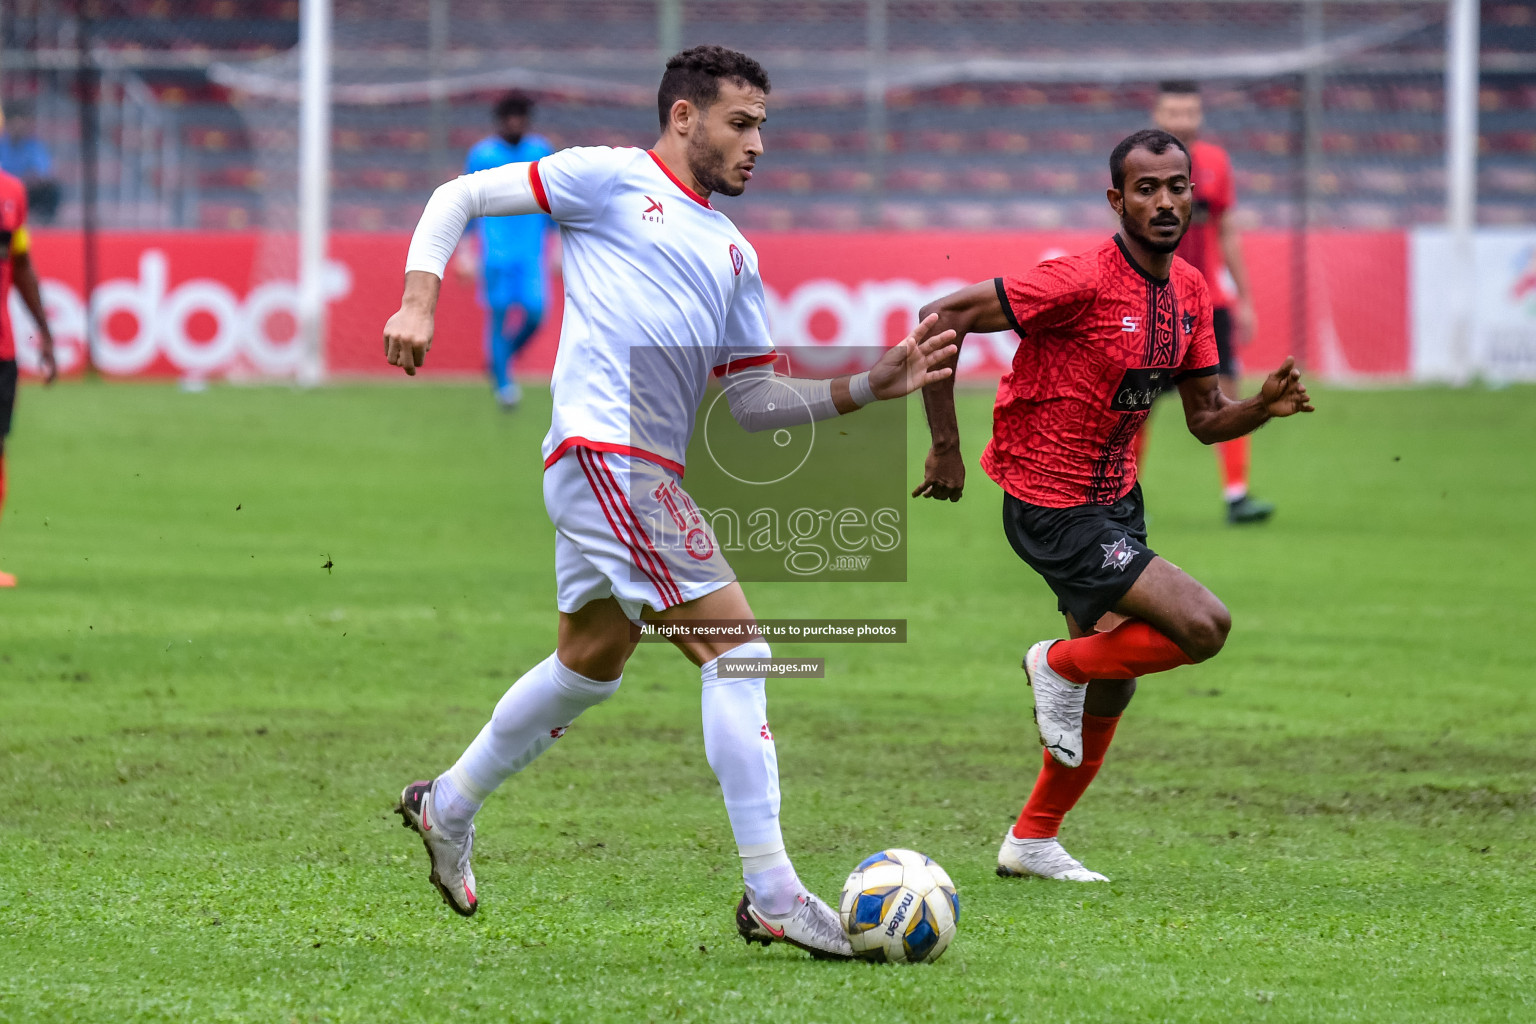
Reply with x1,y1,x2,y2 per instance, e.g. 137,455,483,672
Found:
1178,355,1314,444
721,316,954,433
911,281,1010,501
862,312,957,403
11,250,57,383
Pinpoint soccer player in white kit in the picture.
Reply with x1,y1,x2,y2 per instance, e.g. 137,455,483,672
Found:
382,46,956,960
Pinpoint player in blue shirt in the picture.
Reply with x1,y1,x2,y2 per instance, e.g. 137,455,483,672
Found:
461,92,555,408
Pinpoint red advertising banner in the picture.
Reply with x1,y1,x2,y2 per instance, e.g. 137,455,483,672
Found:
11,229,1408,381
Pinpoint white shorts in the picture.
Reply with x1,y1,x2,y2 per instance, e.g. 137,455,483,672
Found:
544,446,736,620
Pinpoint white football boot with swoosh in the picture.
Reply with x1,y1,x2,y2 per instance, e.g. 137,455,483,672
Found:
395,780,478,916
736,890,853,960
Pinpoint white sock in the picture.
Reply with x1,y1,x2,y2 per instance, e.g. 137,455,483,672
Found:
701,640,801,915
743,859,801,916
432,772,480,830
435,652,621,833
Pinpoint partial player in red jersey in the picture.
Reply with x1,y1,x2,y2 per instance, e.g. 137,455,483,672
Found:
1147,80,1274,524
0,162,59,587
912,130,1312,882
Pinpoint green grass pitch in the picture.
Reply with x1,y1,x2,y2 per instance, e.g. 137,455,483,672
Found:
1,380,1532,1023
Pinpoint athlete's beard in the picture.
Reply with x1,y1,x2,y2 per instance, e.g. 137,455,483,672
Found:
1122,214,1186,255
500,130,524,145
687,129,744,197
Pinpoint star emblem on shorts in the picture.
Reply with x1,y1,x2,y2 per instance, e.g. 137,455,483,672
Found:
1100,536,1138,571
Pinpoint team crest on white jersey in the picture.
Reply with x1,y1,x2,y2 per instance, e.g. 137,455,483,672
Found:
1100,536,1138,571
729,243,744,276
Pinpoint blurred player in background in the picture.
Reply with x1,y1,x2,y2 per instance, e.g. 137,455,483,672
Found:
458,91,555,409
0,100,62,224
913,130,1312,882
384,45,956,959
1146,80,1274,524
0,160,59,587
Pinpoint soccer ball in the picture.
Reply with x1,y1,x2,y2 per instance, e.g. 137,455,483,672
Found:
838,848,959,963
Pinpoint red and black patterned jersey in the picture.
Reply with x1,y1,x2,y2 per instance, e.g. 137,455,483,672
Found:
1179,139,1237,308
0,171,27,362
981,234,1219,508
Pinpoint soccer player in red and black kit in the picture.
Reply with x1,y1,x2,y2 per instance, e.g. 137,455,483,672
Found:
0,162,58,587
1148,80,1274,524
912,130,1312,881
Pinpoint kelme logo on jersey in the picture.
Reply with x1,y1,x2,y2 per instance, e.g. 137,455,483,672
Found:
1109,366,1168,412
642,196,664,224
729,243,744,276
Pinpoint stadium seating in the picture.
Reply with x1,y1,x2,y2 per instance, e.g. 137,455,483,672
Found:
7,2,1534,230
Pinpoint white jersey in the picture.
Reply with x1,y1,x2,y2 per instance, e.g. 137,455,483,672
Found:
531,147,776,474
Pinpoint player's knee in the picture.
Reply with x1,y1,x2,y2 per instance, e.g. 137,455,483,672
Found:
556,632,631,683
1181,603,1231,662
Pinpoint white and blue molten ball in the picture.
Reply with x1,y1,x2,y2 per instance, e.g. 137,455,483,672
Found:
838,849,959,963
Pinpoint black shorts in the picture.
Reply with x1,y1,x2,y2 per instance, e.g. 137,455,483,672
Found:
1002,483,1157,631
0,360,16,439
1213,306,1239,378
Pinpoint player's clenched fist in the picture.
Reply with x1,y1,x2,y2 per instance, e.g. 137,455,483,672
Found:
383,304,433,376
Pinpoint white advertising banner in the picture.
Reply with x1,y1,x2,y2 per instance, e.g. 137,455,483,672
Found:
1412,229,1536,381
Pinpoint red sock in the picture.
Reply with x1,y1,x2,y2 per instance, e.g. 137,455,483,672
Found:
1046,619,1192,684
1013,713,1121,838
1218,436,1249,501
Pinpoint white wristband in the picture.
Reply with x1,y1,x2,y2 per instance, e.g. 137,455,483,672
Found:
849,371,877,407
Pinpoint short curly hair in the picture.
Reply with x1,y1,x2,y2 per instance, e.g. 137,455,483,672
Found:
657,45,770,129
1109,128,1190,191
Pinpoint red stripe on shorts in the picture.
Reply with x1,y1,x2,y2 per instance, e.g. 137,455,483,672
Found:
576,447,682,607
593,449,684,608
